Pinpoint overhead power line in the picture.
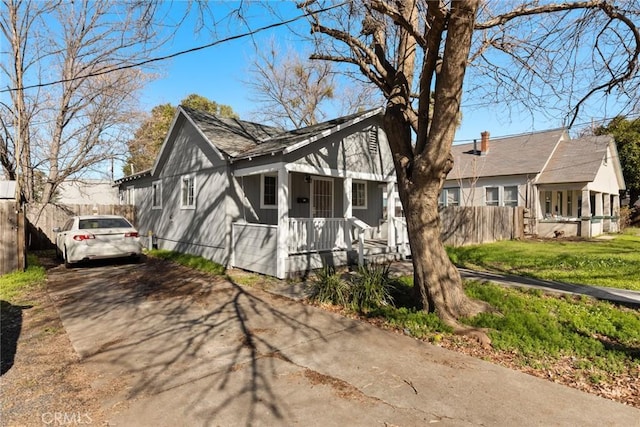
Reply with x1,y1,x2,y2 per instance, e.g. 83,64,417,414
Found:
0,1,349,94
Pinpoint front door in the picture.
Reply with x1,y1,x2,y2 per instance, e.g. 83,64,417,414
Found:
311,178,333,218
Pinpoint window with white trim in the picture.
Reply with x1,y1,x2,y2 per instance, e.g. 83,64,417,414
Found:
261,174,277,209
123,186,135,205
440,187,460,207
352,181,367,209
504,186,519,207
181,176,195,209
152,180,162,209
485,187,499,206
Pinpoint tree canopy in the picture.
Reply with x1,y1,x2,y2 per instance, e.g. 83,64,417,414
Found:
595,116,640,207
123,94,237,175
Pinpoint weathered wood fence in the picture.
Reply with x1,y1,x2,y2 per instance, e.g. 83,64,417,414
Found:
26,204,136,250
0,200,26,275
440,206,525,246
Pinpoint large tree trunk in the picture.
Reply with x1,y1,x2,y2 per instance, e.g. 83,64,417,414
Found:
383,0,491,329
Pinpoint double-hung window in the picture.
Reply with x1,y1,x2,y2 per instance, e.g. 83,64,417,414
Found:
485,187,499,206
261,174,277,209
503,186,519,207
181,176,195,209
152,180,162,209
352,181,367,209
440,187,460,207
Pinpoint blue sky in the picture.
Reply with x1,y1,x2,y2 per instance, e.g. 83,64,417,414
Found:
139,2,621,144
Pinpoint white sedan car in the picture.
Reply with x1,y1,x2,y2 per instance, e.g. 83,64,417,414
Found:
54,215,142,267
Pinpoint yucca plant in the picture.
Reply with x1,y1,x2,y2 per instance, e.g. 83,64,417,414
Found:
309,266,350,306
350,264,394,312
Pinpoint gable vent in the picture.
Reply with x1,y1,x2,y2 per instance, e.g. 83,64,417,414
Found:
368,127,379,156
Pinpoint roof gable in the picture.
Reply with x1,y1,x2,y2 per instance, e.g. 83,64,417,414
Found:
537,135,623,186
447,129,567,180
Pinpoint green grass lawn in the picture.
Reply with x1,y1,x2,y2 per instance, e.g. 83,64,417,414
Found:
0,254,46,302
447,228,640,290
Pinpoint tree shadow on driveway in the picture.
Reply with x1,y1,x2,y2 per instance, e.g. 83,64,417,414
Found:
45,257,363,426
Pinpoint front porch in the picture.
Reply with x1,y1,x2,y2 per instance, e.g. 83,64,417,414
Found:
231,217,409,279
536,187,621,238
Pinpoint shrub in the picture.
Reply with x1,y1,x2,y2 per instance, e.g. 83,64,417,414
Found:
309,266,350,306
350,264,394,312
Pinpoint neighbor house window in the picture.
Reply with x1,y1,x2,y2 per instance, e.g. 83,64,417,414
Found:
152,180,162,209
352,181,367,209
440,187,460,207
504,186,518,207
181,176,195,209
261,174,277,209
485,187,499,206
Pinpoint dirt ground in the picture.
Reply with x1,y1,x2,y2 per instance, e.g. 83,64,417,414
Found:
1,254,639,426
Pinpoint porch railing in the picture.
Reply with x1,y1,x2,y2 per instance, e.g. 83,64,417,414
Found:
288,218,347,254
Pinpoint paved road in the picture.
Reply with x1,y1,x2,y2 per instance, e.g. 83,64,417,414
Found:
46,259,640,426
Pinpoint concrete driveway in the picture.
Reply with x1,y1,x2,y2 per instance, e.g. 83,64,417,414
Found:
46,258,640,426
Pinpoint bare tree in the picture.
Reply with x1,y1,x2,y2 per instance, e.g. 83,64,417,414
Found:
0,0,172,205
246,38,381,129
298,0,640,331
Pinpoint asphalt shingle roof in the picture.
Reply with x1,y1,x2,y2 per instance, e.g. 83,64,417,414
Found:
537,135,612,184
447,129,567,180
182,106,283,158
182,106,382,159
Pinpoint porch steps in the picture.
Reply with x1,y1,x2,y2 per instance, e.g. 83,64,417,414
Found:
363,251,404,265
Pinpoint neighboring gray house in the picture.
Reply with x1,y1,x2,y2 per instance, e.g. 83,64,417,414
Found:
115,106,398,278
57,179,120,205
443,129,626,238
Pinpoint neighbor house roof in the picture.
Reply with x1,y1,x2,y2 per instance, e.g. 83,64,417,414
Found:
536,135,618,184
0,180,17,199
447,128,567,180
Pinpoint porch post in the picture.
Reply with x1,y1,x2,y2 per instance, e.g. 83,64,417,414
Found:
603,193,611,232
612,194,620,232
276,166,288,279
343,177,353,251
387,181,396,249
580,188,591,238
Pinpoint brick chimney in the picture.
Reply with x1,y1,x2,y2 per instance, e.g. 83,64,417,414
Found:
480,131,490,155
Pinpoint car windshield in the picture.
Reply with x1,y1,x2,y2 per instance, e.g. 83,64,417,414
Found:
78,218,132,230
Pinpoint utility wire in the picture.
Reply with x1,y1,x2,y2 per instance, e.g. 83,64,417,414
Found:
0,1,349,94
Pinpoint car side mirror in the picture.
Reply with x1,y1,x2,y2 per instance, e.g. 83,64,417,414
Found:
52,227,61,232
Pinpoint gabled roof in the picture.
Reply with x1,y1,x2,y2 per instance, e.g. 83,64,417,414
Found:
181,106,283,158
447,129,567,180
537,135,620,185
182,106,383,160
0,180,17,199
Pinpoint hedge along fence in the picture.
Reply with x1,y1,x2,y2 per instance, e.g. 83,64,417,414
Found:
26,203,136,250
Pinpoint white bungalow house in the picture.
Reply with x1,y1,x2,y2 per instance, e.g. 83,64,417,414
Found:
443,129,626,238
115,106,400,278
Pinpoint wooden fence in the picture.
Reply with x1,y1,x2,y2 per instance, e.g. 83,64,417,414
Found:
26,204,136,250
440,206,525,246
0,200,26,275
